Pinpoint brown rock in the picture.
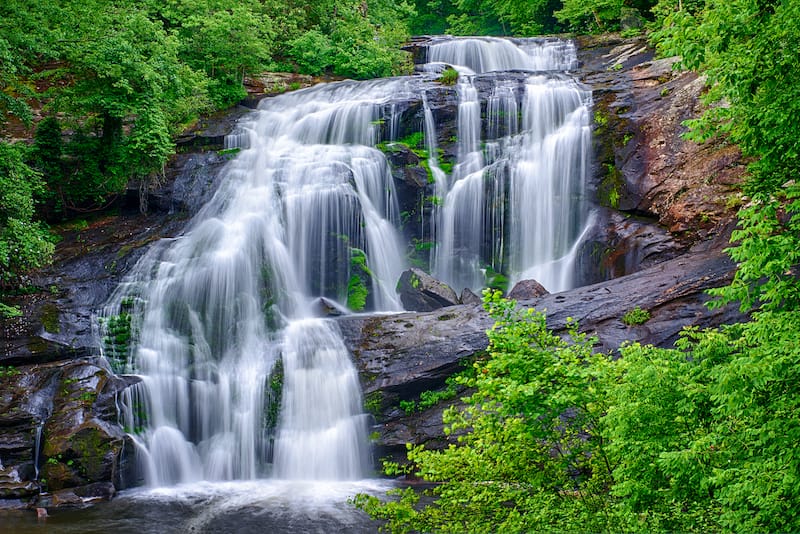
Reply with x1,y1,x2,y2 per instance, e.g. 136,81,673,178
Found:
507,279,549,300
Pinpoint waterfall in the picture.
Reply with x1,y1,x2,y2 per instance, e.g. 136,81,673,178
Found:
100,36,592,488
427,37,592,293
104,80,410,486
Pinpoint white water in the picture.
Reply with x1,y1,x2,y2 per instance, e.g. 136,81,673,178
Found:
106,80,411,486
429,37,592,293
101,36,592,489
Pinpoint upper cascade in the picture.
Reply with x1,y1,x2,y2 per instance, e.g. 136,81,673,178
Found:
426,36,579,73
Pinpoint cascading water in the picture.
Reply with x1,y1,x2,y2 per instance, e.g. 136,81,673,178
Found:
100,36,593,495
105,80,412,486
428,36,592,293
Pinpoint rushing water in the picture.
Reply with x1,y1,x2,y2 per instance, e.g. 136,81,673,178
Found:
95,35,592,528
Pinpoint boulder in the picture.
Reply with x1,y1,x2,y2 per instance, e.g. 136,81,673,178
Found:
460,287,483,305
311,297,349,317
0,358,137,507
396,268,460,311
507,279,549,300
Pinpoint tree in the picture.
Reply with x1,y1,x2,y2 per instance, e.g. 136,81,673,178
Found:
0,141,54,288
354,291,619,533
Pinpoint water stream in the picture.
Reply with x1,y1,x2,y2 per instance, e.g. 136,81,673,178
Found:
95,35,592,528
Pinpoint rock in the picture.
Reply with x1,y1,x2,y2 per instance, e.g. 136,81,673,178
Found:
0,358,136,507
460,287,483,305
340,247,746,465
578,35,745,248
311,297,349,317
507,279,549,300
396,268,460,311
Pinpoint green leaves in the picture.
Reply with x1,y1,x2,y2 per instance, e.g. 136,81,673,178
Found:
358,291,800,533
0,141,54,286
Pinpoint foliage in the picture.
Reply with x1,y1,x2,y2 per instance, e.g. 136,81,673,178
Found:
269,0,414,79
0,302,23,318
621,306,651,325
1,0,414,224
398,368,474,414
410,0,564,35
347,247,372,311
555,0,623,33
358,290,800,532
356,290,618,532
439,67,460,86
0,141,54,287
0,365,20,378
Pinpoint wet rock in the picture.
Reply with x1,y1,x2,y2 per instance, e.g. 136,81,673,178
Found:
507,279,549,300
373,398,463,465
311,297,349,317
460,287,483,305
0,358,136,507
396,268,460,311
341,247,746,460
174,106,251,149
578,35,745,247
575,208,684,285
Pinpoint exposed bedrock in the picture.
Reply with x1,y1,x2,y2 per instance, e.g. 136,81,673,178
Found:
340,242,744,461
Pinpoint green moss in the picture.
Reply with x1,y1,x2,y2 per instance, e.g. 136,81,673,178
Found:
347,275,368,311
601,162,624,209
40,303,61,334
439,67,459,85
347,247,372,311
425,195,443,207
410,273,420,289
264,359,283,431
484,266,509,292
0,302,22,318
399,131,424,149
0,365,20,378
72,426,113,481
99,310,133,371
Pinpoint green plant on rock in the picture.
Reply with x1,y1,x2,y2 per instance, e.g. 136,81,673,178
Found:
439,67,459,85
0,302,22,318
264,359,283,432
0,365,20,378
355,290,616,532
622,306,651,326
346,247,372,311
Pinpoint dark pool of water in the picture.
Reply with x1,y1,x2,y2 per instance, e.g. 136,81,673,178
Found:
1,480,390,533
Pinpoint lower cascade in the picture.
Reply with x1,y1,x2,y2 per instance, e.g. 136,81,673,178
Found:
100,36,592,486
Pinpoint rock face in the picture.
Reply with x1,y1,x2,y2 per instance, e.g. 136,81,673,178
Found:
578,35,745,244
0,357,137,504
396,268,460,311
340,243,744,461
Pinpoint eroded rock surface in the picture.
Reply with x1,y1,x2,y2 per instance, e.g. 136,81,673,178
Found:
579,35,745,242
397,268,461,311
341,244,744,460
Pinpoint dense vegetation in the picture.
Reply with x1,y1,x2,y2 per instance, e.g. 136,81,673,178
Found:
0,0,414,304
